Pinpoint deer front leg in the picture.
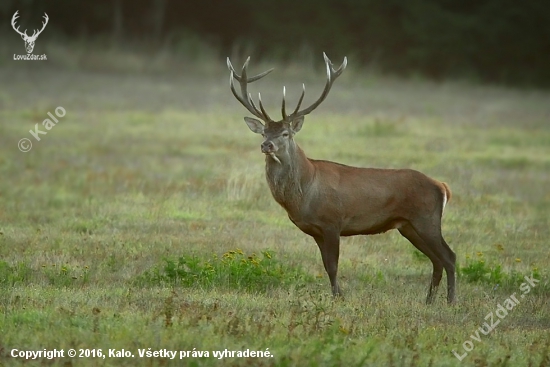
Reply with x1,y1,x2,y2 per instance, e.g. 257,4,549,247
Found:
314,232,342,297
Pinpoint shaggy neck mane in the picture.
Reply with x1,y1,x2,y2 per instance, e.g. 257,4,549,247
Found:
265,141,313,212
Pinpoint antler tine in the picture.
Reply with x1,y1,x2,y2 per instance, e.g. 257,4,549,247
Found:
248,93,264,118
325,51,347,77
258,93,273,122
284,53,347,121
240,57,250,81
227,57,274,121
281,86,287,119
282,84,306,120
228,71,240,100
250,68,274,82
227,58,237,75
291,84,306,116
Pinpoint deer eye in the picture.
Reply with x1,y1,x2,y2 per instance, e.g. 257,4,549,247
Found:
282,132,290,138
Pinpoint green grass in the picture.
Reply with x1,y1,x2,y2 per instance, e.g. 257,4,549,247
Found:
0,54,549,366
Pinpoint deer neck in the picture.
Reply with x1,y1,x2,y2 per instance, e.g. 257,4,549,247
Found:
265,141,313,213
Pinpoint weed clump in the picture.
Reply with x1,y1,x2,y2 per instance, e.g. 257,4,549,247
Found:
137,249,311,292
0,260,91,287
0,261,33,286
458,257,541,289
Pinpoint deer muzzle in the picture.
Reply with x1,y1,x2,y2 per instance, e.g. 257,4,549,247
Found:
261,141,281,164
261,141,276,154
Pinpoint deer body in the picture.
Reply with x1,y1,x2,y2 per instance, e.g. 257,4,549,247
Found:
228,54,456,304
269,158,446,238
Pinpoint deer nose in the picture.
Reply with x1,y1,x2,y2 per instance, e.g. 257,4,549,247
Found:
261,141,275,153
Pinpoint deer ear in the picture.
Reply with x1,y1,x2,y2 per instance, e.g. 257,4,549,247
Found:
244,117,265,134
292,116,305,133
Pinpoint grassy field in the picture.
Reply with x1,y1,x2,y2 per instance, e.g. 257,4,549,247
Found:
1,50,549,366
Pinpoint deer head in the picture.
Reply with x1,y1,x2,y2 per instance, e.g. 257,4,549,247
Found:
227,53,347,165
11,11,49,54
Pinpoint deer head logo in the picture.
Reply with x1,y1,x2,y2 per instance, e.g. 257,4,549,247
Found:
11,11,49,54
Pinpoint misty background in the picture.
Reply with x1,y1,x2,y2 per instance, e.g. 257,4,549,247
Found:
1,0,549,88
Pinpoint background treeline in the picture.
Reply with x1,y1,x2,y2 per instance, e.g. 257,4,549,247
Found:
2,0,549,87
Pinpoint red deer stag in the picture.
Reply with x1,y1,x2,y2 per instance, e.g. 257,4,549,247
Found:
227,53,456,304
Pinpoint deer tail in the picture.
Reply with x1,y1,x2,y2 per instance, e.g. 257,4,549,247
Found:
441,182,452,213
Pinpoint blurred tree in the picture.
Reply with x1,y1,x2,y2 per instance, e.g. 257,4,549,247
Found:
150,0,167,40
113,0,123,41
0,0,548,86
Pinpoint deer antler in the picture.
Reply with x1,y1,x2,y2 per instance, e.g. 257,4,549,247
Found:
11,11,28,38
30,13,49,40
282,53,347,121
228,53,346,122
11,11,48,40
227,57,274,122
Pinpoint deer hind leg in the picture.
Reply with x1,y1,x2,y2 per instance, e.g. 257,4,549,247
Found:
403,222,456,304
314,232,342,298
398,224,443,304
440,236,456,304
398,224,444,305
417,225,456,305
